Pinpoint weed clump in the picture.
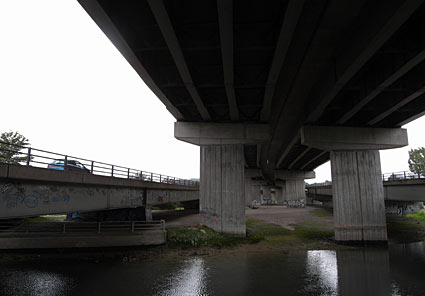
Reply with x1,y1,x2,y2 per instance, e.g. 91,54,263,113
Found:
167,218,334,248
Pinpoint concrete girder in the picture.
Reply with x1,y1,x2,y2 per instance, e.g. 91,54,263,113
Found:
306,0,423,122
147,0,211,121
174,122,270,146
301,126,408,151
265,1,421,171
340,49,425,125
217,0,238,121
260,0,305,121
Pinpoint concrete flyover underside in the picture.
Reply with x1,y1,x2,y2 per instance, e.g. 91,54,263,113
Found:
78,0,425,240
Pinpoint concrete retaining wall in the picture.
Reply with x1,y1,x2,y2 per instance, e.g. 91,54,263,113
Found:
0,230,166,249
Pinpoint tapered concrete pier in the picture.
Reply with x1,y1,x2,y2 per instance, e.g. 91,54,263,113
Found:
302,126,408,242
175,122,270,236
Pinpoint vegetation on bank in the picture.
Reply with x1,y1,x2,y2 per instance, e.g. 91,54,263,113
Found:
311,209,333,217
407,209,425,222
25,215,66,222
386,210,425,242
167,218,334,248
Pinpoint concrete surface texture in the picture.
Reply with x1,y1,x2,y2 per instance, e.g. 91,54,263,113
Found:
0,164,199,219
331,150,387,241
174,122,270,145
0,230,166,249
200,144,246,236
301,126,408,151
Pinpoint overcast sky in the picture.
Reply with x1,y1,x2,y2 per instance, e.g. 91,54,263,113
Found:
1,0,425,183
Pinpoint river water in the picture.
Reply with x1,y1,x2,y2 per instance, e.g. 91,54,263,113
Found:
0,241,424,296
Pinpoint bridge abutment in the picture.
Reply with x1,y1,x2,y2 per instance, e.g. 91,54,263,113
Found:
302,126,408,242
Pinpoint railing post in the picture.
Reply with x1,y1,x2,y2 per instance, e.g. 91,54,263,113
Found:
173,177,176,184
111,165,114,177
151,172,153,181
160,175,162,183
404,171,406,179
127,168,130,179
26,147,32,165
91,161,94,173
64,155,68,170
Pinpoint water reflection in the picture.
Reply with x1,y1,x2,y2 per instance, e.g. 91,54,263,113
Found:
0,242,424,295
0,269,72,296
337,249,391,296
154,258,208,296
305,250,338,295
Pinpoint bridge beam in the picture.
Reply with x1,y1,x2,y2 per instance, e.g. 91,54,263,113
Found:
301,126,408,242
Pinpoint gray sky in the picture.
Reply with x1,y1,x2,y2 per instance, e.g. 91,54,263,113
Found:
1,0,424,182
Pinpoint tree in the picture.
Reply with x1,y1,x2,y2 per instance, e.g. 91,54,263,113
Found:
0,131,31,164
408,147,425,175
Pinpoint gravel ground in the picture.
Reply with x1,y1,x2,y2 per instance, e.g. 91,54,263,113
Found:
153,205,333,230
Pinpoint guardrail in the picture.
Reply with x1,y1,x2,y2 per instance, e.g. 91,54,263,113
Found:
307,170,424,187
0,140,199,186
382,170,423,181
0,220,165,235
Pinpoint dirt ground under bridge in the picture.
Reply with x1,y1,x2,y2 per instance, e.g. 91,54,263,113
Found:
152,205,333,230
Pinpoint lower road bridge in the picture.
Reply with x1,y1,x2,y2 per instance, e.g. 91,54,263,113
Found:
307,172,425,216
0,163,198,220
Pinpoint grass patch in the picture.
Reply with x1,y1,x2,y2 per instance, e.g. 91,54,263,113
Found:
387,215,425,233
25,215,66,222
167,219,334,248
407,209,425,222
311,209,333,217
293,222,334,240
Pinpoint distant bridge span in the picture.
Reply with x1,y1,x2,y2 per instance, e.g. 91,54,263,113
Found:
0,164,198,219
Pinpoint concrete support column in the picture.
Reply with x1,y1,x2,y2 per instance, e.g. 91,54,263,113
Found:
175,121,270,236
331,150,387,241
261,186,272,204
244,177,253,206
200,144,245,236
244,170,262,207
144,206,152,222
285,179,306,207
302,126,408,242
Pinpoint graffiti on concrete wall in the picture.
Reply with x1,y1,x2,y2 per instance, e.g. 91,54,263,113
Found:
385,202,424,216
3,194,39,208
283,199,305,208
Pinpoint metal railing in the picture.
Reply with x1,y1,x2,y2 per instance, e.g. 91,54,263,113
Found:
382,170,423,181
307,170,425,187
0,140,199,186
0,220,165,235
